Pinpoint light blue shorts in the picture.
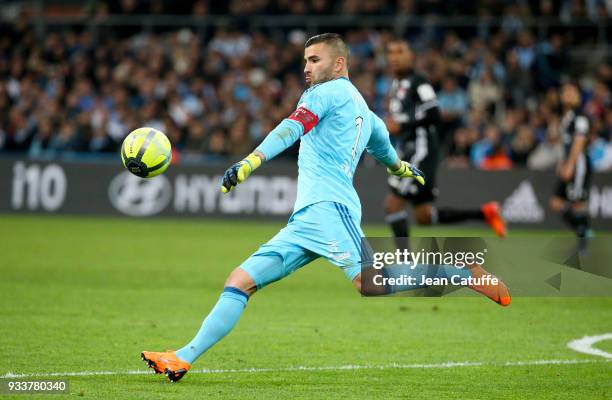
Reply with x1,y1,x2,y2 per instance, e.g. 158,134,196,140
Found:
240,201,366,289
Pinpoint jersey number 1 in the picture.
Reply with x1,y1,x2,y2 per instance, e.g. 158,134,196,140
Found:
352,116,363,161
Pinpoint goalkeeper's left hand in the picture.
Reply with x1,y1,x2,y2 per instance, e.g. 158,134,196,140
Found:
221,153,262,193
387,161,426,185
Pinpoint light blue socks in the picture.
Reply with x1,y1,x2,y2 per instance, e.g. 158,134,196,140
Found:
175,287,248,364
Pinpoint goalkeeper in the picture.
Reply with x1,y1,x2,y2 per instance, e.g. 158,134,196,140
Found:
142,33,510,382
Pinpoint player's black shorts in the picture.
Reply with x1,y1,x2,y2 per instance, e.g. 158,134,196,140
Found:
553,154,592,203
387,151,439,206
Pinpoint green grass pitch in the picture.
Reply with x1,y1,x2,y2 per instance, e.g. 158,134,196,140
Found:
0,215,610,399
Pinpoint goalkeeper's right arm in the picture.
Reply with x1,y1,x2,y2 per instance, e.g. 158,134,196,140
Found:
220,118,303,193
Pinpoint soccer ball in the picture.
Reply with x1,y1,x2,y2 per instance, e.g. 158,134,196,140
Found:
121,127,172,178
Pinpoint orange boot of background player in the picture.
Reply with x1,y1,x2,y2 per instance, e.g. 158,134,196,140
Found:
481,202,507,238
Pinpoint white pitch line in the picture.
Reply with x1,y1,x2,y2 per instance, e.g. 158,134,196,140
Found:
1,359,610,380
567,333,612,359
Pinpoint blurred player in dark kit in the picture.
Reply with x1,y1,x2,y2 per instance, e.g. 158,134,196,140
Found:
383,39,506,249
549,82,593,253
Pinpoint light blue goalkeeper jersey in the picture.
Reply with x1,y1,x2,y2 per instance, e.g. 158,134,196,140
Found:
256,77,398,221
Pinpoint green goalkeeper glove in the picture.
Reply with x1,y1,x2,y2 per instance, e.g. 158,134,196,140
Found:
387,161,426,186
221,153,262,193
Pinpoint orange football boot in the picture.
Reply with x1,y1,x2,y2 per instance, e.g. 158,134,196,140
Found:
141,351,191,382
481,201,507,238
467,264,511,306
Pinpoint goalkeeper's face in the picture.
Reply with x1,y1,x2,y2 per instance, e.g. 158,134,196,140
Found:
304,43,338,87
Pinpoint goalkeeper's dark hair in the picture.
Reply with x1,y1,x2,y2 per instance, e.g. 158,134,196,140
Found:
305,33,349,66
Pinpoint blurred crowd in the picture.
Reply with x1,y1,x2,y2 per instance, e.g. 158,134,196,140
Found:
84,0,612,20
433,32,612,172
0,0,611,170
